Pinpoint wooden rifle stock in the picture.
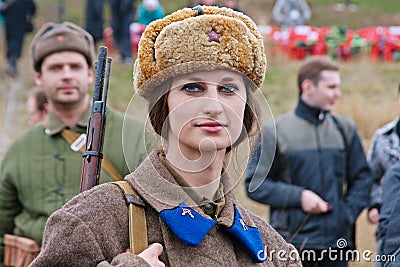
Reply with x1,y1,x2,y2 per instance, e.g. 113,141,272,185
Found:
80,46,112,192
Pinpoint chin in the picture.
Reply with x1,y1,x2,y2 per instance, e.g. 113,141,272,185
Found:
322,105,334,112
197,141,231,152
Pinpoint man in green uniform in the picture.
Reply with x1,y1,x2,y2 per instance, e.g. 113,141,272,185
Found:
0,22,150,265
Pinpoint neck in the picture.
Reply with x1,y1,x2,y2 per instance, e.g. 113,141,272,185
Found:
166,147,225,200
50,95,90,127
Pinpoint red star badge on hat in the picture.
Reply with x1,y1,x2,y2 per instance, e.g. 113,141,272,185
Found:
208,30,221,43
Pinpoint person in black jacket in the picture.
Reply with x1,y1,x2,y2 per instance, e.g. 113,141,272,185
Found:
85,0,104,44
374,162,400,266
381,196,400,267
108,0,136,65
1,0,36,78
245,55,373,267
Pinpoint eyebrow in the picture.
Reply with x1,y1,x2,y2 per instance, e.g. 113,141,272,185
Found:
185,76,238,82
47,61,84,67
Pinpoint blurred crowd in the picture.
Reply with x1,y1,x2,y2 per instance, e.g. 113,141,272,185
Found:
1,0,398,78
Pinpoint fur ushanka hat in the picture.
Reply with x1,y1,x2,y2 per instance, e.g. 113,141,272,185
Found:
134,5,267,100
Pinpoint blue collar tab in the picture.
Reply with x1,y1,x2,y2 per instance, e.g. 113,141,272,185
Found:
159,203,265,262
226,206,266,263
159,203,216,246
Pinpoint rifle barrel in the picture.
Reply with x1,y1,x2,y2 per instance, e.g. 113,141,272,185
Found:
80,46,111,192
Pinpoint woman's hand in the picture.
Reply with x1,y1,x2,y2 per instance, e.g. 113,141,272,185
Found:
138,243,165,267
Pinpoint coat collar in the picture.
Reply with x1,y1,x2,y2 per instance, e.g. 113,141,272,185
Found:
126,149,235,225
44,104,91,136
295,99,328,125
126,150,265,262
375,117,400,136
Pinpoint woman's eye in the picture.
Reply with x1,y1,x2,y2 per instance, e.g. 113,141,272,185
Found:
182,83,203,93
220,84,238,94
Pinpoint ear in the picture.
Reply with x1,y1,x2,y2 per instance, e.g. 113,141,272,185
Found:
87,68,94,84
34,71,42,86
43,103,49,114
301,79,313,95
88,68,95,85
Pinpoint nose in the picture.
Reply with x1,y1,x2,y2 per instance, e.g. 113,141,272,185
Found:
202,87,223,115
202,99,223,115
335,87,341,98
61,65,73,79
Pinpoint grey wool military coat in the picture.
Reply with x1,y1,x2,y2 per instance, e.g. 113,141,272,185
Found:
30,150,302,267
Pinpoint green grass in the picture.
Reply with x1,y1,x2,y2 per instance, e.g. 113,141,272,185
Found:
307,0,400,13
346,0,400,14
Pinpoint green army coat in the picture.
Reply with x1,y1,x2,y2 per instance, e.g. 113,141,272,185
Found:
0,106,150,263
30,150,302,266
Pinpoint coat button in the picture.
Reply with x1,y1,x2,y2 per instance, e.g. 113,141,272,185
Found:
54,151,64,159
203,202,215,215
55,187,63,194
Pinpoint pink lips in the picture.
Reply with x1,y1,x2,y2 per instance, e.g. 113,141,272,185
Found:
197,121,224,133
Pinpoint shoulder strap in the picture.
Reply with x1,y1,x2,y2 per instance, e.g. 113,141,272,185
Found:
110,181,148,255
61,129,123,181
331,115,351,197
331,115,349,151
332,114,355,153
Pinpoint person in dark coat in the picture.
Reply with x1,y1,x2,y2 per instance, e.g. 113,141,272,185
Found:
381,196,400,267
375,162,400,266
85,0,104,44
1,0,36,78
108,0,136,65
245,55,373,267
366,83,400,266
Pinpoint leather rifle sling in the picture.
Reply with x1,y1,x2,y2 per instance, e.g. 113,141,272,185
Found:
61,129,123,181
62,130,148,253
111,181,148,255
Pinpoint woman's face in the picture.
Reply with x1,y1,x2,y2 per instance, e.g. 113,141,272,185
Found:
166,69,247,156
